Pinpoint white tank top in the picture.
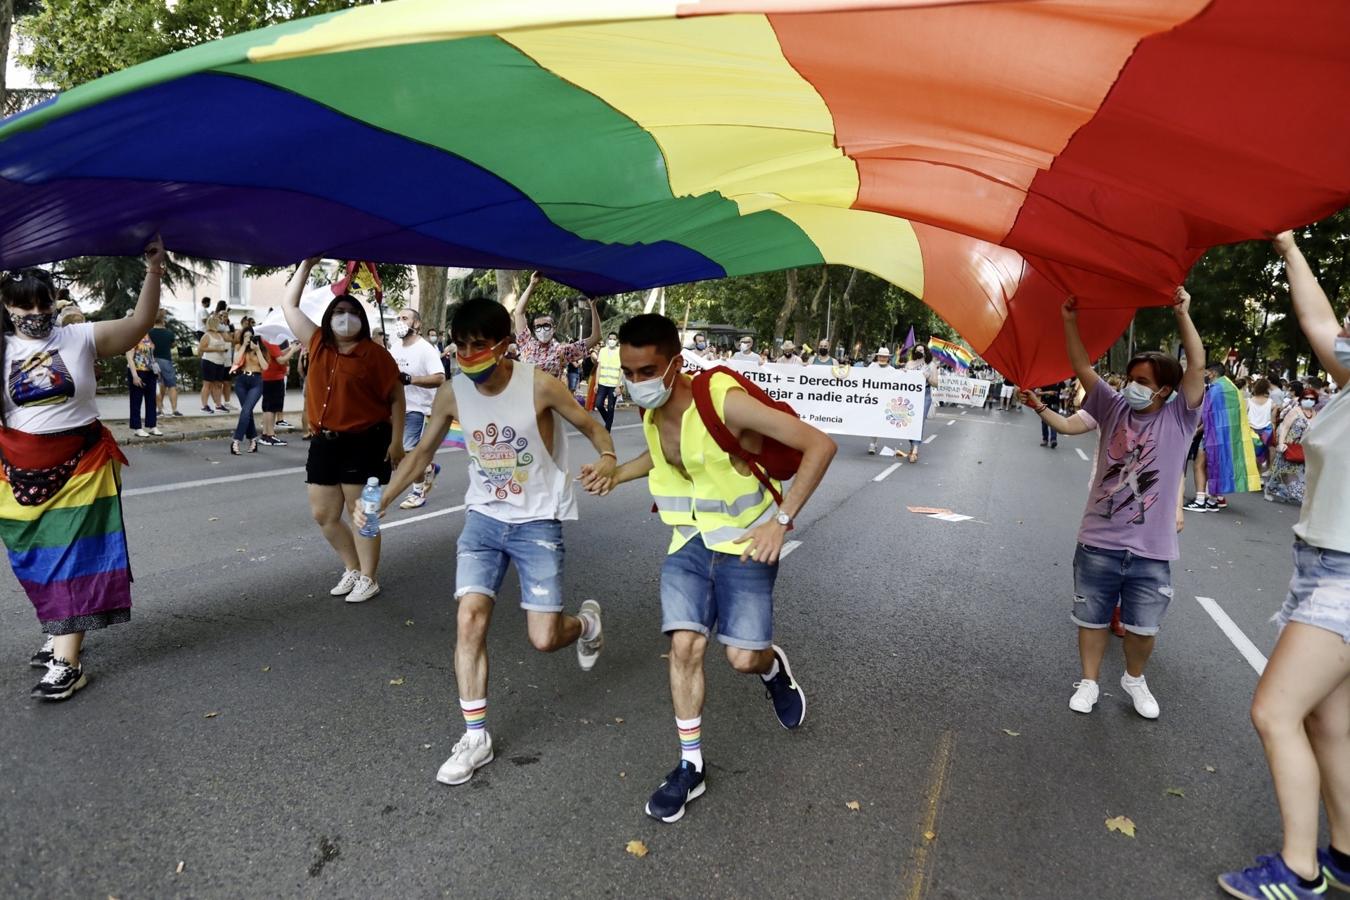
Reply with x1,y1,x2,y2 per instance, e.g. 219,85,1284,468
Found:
453,362,578,523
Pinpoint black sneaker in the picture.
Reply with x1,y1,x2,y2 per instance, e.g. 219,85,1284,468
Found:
258,435,287,447
31,657,86,701
30,636,54,668
645,760,706,823
276,419,293,428
1182,498,1209,512
763,644,806,729
1205,499,1221,512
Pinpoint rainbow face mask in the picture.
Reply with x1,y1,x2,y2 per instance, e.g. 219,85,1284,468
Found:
458,341,503,383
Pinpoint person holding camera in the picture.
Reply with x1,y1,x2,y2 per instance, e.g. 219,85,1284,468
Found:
228,326,269,455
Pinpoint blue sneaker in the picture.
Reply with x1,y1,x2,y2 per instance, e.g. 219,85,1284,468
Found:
763,644,806,729
1320,848,1350,892
1219,854,1328,899
645,760,705,824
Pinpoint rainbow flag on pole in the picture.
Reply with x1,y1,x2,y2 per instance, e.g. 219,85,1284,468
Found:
1202,377,1261,495
927,338,973,373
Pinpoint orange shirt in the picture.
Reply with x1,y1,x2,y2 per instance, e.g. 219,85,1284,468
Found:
305,333,400,433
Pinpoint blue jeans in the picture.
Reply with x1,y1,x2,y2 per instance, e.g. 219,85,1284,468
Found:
403,410,426,452
660,536,777,650
232,372,262,441
1071,543,1173,636
454,511,564,612
1041,419,1058,444
594,384,617,431
1275,540,1350,643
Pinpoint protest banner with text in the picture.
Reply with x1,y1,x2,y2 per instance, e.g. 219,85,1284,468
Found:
931,373,990,407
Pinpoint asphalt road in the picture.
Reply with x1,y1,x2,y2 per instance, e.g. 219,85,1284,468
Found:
0,404,1305,899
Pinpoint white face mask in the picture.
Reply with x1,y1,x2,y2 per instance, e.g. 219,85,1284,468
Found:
1335,335,1350,369
606,337,618,348
1301,398,1317,410
740,342,752,352
625,356,677,410
1122,381,1160,411
394,320,412,339
535,326,553,343
331,312,360,338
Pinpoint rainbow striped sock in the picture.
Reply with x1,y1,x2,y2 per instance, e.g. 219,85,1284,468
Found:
460,697,487,734
676,715,703,771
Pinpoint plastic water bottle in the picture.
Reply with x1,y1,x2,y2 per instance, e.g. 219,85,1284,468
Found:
358,477,382,538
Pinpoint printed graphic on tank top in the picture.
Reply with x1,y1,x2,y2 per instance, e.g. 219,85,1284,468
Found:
452,362,578,524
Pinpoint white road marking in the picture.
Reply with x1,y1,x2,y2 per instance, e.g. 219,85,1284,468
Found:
923,434,937,444
946,419,956,427
1196,596,1268,674
382,504,467,530
780,540,803,558
874,463,902,482
1075,448,1089,461
125,422,645,498
960,410,968,415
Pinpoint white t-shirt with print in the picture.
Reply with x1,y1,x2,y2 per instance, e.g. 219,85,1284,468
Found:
2,322,100,434
390,336,444,416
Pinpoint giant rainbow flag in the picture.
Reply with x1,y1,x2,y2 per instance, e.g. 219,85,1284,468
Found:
0,0,1348,384
1202,376,1261,496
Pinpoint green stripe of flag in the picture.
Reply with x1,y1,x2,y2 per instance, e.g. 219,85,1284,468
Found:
0,494,124,551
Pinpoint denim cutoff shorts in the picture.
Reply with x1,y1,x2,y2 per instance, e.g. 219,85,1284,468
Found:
1071,542,1173,636
661,536,776,650
403,410,426,452
455,511,564,613
1273,540,1350,643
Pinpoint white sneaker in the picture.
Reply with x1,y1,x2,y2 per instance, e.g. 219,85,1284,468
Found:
1069,679,1099,714
576,599,603,671
133,428,150,438
1120,673,1160,719
867,441,878,455
436,731,494,785
345,575,380,604
329,568,360,596
149,427,164,436
399,489,427,510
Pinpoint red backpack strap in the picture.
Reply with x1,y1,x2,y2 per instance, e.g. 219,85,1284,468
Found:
691,368,784,506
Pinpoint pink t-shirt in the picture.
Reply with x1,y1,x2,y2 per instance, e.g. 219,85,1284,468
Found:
1076,380,1200,561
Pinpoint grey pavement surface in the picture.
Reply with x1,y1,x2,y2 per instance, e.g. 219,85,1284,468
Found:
0,404,1305,899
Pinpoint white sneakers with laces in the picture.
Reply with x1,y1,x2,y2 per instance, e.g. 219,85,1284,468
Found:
345,575,380,604
576,600,603,671
436,731,494,785
330,569,360,596
1120,673,1160,719
1069,679,1099,713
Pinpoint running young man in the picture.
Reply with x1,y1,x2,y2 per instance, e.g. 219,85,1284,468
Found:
1059,288,1205,720
584,314,836,823
364,298,617,786
389,308,446,509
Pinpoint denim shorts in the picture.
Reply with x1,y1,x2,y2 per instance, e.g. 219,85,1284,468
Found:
1274,540,1350,643
403,410,426,452
660,537,776,650
155,357,177,389
1071,543,1174,636
455,511,564,613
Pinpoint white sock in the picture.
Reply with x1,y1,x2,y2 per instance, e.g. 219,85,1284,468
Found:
579,611,599,642
760,657,780,682
676,715,703,771
1195,491,1207,502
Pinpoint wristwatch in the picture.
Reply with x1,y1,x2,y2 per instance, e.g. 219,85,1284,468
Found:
775,512,792,527
400,372,412,385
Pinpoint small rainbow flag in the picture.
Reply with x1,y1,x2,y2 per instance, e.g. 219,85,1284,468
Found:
441,420,465,450
927,337,973,373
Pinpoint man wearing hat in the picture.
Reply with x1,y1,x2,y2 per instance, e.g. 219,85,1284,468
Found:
778,340,805,365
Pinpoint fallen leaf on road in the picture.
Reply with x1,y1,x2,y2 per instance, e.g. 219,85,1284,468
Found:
261,666,270,673
208,517,219,522
619,772,626,778
659,654,669,659
1105,815,1136,837
1165,788,1185,798
388,677,405,686
1002,729,1020,737
175,861,185,875
203,712,219,719
626,840,648,858
404,619,415,627
235,548,245,553
422,744,432,750
580,718,590,725
614,717,624,724
1205,765,1216,773
846,801,861,811
923,830,936,841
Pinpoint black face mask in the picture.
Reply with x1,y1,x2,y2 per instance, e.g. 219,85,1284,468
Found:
10,311,55,339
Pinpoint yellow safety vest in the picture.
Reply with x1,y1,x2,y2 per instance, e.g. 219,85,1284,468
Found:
597,346,622,387
644,372,779,555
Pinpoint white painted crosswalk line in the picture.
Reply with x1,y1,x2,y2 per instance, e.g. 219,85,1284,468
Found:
1196,596,1268,674
946,419,956,427
874,462,902,482
781,540,803,558
923,434,937,444
1075,448,1089,461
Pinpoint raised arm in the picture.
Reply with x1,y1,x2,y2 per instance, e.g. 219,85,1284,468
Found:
1173,286,1206,408
511,271,540,336
723,390,837,564
1273,230,1349,389
94,236,164,357
582,298,602,350
281,258,320,346
1060,298,1101,395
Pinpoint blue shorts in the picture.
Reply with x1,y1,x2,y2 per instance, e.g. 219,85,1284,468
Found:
1274,540,1350,643
155,357,177,389
403,410,426,452
661,537,776,650
1071,543,1173,636
454,511,564,613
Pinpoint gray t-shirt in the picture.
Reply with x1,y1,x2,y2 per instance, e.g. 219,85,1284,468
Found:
1076,379,1200,561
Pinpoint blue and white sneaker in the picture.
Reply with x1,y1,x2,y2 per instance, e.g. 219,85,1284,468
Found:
1320,847,1350,892
1219,853,1328,899
645,760,705,823
763,644,805,729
